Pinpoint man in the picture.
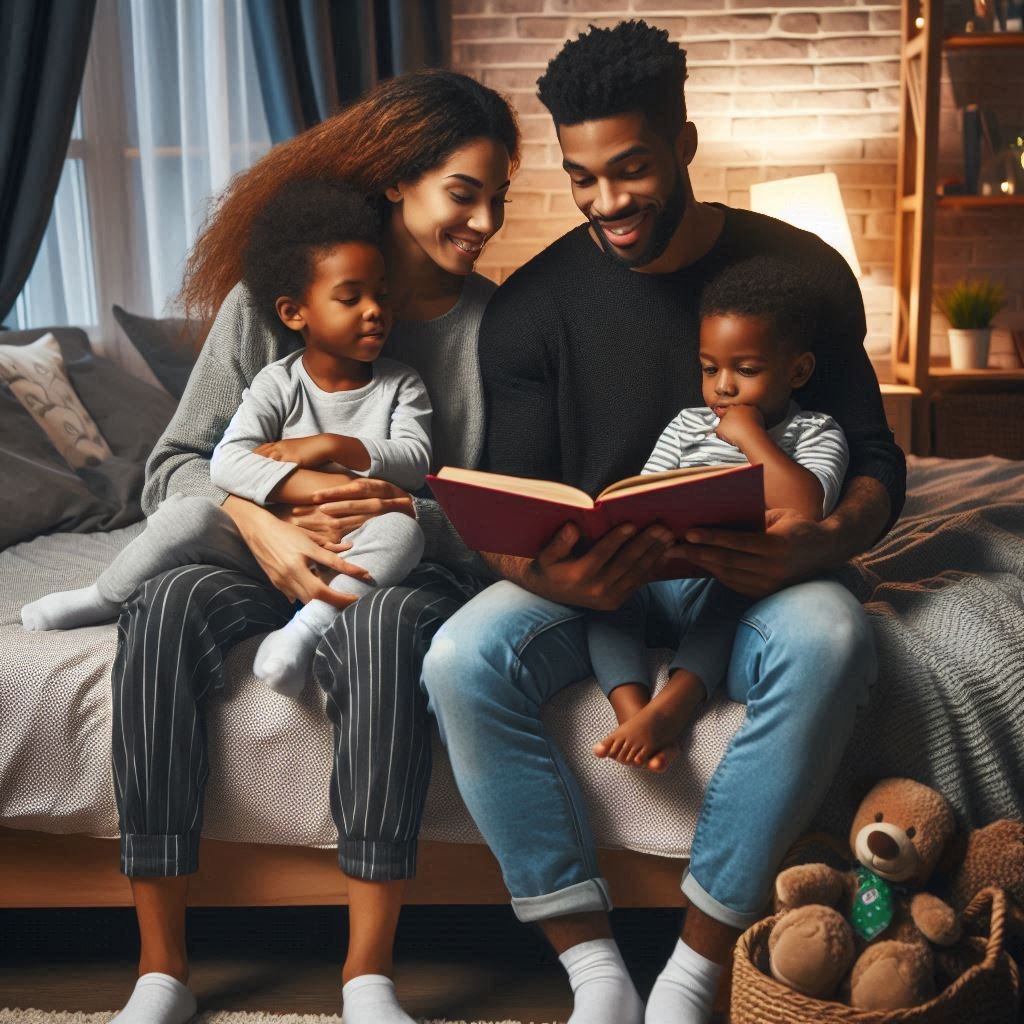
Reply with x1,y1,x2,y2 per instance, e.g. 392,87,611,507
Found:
422,20,904,1024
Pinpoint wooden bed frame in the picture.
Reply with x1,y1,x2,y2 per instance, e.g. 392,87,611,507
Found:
0,829,740,1010
0,827,688,908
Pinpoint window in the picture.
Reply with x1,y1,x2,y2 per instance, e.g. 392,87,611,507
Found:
12,0,271,355
12,108,98,331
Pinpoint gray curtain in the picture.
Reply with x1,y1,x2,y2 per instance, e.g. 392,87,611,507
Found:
0,0,98,326
247,0,452,145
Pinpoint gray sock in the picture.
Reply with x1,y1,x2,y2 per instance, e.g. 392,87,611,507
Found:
253,579,374,697
21,584,122,631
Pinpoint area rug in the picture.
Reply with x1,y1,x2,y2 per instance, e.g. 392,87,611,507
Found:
0,1014,538,1024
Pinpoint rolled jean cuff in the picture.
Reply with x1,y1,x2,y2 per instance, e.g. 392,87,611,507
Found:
337,838,417,881
510,877,612,923
120,832,199,877
681,867,764,930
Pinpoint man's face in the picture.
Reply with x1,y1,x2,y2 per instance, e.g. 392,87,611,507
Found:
557,111,689,269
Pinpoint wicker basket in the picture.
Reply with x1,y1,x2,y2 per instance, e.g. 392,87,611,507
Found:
730,887,1020,1023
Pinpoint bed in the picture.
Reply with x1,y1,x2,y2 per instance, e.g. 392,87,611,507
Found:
1,325,1022,909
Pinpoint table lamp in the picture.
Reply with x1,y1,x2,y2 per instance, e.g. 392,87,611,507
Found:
749,172,862,279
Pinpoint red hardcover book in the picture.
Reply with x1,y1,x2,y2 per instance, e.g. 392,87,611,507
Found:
426,463,765,579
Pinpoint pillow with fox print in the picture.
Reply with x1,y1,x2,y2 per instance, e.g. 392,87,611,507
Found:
0,332,112,468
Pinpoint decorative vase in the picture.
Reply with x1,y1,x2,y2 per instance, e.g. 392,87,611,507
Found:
948,327,992,369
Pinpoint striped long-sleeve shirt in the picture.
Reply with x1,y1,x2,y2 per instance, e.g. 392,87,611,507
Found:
643,400,850,516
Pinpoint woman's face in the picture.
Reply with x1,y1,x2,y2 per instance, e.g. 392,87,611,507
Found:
388,137,512,275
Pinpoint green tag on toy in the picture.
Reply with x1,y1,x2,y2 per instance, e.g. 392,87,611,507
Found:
850,866,894,942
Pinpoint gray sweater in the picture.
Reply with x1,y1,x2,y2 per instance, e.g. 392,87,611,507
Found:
143,275,495,574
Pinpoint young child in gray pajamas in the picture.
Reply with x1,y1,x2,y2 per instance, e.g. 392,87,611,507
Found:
587,259,850,773
22,180,430,698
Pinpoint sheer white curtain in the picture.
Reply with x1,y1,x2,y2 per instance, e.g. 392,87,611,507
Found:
124,0,271,317
13,0,271,363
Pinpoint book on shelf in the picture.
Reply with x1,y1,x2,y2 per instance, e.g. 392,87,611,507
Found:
426,462,765,579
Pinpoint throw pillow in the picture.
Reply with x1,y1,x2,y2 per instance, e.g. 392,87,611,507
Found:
0,327,178,547
0,333,112,468
112,305,201,399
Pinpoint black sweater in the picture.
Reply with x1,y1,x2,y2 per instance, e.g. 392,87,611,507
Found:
478,206,906,529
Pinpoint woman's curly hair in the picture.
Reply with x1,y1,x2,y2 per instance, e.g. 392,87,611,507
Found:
243,180,381,336
537,20,687,138
180,69,519,327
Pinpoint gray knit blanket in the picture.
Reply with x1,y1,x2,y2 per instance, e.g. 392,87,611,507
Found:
819,455,1024,831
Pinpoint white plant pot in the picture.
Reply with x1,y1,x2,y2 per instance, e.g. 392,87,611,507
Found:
948,328,991,370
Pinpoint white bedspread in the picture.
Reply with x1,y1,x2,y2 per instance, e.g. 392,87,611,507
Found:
0,525,744,857
3,455,1021,857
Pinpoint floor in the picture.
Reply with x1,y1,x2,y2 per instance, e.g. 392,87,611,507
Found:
0,905,688,1021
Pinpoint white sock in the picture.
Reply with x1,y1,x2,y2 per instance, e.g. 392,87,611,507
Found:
341,974,415,1024
21,584,121,631
559,937,643,1024
645,938,722,1024
253,617,322,697
110,972,196,1024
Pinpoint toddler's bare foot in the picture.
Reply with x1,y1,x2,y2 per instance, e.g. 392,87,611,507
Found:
593,670,704,769
647,744,681,774
595,681,649,760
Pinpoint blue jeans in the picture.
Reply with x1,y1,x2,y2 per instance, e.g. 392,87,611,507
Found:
587,579,751,700
421,577,876,928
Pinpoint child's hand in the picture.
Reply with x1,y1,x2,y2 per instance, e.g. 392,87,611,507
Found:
714,404,765,447
255,434,340,468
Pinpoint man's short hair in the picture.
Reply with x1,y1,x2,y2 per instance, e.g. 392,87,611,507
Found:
537,20,688,139
700,259,826,354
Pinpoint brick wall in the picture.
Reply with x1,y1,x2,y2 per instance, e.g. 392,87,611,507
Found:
452,1,903,359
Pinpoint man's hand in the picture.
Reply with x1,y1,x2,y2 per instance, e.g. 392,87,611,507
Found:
517,521,674,610
222,495,371,605
289,477,416,540
255,434,340,468
678,476,892,599
675,508,842,599
713,404,765,448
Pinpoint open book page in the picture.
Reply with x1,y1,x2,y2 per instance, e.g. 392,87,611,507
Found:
596,465,742,501
433,466,594,509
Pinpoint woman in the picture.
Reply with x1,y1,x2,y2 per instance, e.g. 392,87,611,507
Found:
110,70,518,1024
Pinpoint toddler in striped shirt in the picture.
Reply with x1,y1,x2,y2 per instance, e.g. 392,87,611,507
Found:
587,258,851,772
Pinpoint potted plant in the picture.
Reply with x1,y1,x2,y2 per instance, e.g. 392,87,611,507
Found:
935,278,1005,370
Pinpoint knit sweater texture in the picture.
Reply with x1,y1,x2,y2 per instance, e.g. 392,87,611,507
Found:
479,207,906,527
143,274,495,574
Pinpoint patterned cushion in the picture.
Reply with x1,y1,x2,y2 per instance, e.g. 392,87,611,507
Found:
0,333,112,468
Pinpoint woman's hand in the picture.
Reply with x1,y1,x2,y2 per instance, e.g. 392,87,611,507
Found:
289,477,416,540
222,495,371,605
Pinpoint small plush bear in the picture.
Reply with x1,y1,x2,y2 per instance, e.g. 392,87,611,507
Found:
951,818,1024,932
768,778,962,1010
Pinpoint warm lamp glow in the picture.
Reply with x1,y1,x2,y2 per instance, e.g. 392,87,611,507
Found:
749,172,863,279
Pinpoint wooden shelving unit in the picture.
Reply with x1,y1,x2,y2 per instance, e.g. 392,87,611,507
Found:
890,0,1024,453
943,32,1024,49
936,195,1024,209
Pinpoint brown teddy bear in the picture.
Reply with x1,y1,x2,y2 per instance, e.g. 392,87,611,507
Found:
767,778,963,1010
951,818,1024,932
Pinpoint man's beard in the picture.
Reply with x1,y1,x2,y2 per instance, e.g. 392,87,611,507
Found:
591,169,688,269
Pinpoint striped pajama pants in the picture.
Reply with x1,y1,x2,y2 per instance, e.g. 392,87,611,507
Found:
111,561,485,881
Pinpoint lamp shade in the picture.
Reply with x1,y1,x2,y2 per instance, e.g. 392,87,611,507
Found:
749,172,862,279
